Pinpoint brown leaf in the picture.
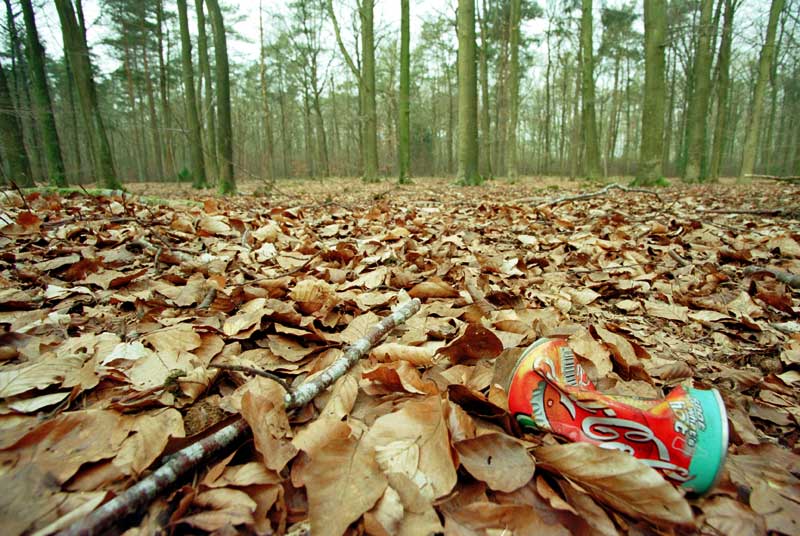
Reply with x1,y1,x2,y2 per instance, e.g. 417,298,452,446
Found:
240,377,298,472
437,323,503,364
294,420,387,536
362,360,438,395
749,482,800,534
364,395,457,499
408,278,460,299
644,300,689,322
113,409,185,476
535,442,694,526
569,327,612,378
444,501,552,533
455,433,535,492
702,496,766,536
180,488,256,531
371,342,435,366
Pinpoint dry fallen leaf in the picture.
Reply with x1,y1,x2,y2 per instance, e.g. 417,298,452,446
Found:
535,442,694,526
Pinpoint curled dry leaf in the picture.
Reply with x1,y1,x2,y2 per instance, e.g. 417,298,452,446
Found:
455,432,535,492
362,360,438,395
535,442,694,527
701,496,766,536
408,278,460,299
371,342,435,366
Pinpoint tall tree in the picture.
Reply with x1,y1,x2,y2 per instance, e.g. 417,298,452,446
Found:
477,0,493,178
456,0,481,185
20,0,67,187
0,62,32,186
55,0,121,190
195,0,218,180
176,0,206,188
506,0,521,180
635,0,666,185
205,0,235,194
709,0,737,180
739,0,785,178
398,0,411,184
258,0,275,181
580,0,602,178
327,0,378,182
682,0,715,181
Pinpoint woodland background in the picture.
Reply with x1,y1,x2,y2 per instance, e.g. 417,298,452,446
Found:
0,0,798,192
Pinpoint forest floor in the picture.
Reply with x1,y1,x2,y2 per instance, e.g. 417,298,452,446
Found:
0,176,798,535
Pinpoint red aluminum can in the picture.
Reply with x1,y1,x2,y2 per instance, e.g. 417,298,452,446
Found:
507,338,728,494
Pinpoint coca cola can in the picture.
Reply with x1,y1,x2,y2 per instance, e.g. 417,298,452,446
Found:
507,337,729,494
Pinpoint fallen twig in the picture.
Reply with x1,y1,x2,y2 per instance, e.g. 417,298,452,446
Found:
536,183,662,208
745,174,800,183
198,287,217,309
699,207,797,216
743,266,800,289
208,363,292,392
58,298,421,536
668,250,690,267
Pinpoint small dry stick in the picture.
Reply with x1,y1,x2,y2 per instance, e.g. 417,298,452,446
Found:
198,287,217,309
208,363,292,392
744,174,800,182
285,298,421,408
58,298,422,536
699,208,794,216
743,266,800,289
668,250,690,267
536,183,662,208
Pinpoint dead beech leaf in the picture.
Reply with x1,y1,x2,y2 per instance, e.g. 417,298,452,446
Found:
339,311,381,344
569,327,612,378
593,326,642,377
294,420,387,536
364,486,404,536
0,355,84,398
290,278,338,315
444,501,551,533
319,373,358,420
267,334,316,362
364,395,457,499
386,472,444,536
371,342,435,366
408,278,460,299
536,442,693,526
362,361,437,395
702,496,766,536
240,377,298,472
749,482,800,534
180,488,256,531
437,323,503,364
1,211,41,235
223,298,271,336
197,215,233,236
644,300,689,323
0,409,132,484
113,409,185,476
455,433,535,492
558,479,619,536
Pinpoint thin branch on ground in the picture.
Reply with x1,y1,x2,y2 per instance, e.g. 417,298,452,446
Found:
59,298,422,536
198,287,217,309
208,363,293,392
7,180,31,212
743,266,800,288
668,250,691,267
534,183,663,208
699,207,798,216
745,174,800,183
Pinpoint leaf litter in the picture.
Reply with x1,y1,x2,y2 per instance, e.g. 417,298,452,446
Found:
0,178,799,535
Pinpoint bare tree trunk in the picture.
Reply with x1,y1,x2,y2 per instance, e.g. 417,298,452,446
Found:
195,0,218,181
398,0,411,183
55,0,120,189
141,41,164,180
205,0,235,193
0,61,32,186
20,0,67,186
156,0,174,178
683,0,715,181
506,0,521,180
580,0,602,178
477,0,492,178
635,0,667,185
709,0,735,180
258,0,275,181
456,0,480,185
177,0,206,188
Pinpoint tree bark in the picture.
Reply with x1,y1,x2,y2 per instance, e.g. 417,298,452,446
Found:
177,0,206,188
0,61,32,186
195,0,218,181
580,0,602,178
398,0,411,184
20,0,67,187
683,0,715,181
258,0,275,181
506,0,521,180
709,0,735,180
54,0,121,190
204,0,234,193
635,0,667,184
140,39,164,180
456,0,480,185
156,0,174,178
360,0,378,182
739,0,785,178
477,0,493,178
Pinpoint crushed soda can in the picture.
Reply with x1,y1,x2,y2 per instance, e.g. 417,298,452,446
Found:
506,337,729,494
